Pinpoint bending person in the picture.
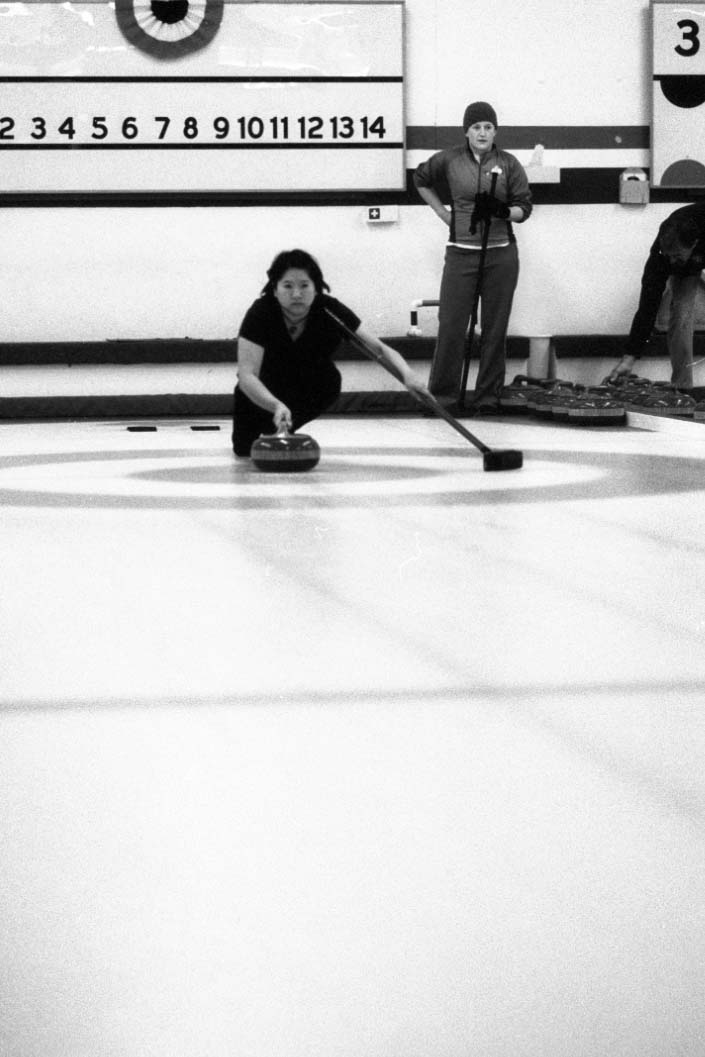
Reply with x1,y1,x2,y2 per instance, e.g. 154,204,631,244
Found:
606,204,705,391
233,248,429,456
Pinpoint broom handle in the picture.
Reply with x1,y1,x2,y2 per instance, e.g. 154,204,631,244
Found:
323,307,491,455
458,168,499,409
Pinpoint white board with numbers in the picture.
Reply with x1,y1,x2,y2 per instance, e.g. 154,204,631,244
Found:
652,0,705,187
0,0,405,195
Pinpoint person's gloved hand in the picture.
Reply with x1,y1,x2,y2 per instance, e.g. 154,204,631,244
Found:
469,191,510,233
483,192,511,219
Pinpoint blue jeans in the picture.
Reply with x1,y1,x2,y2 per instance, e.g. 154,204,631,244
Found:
429,242,519,403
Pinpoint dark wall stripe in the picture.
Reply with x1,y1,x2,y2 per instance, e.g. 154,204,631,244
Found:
406,125,650,151
0,335,518,366
527,168,703,205
1,168,701,207
0,125,678,206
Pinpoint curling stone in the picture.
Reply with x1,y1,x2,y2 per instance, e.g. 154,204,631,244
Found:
638,390,696,418
567,387,626,427
498,374,543,414
528,387,556,420
526,380,559,419
250,423,320,472
549,383,581,423
622,382,658,412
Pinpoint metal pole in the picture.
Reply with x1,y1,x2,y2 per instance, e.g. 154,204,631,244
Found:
458,169,499,411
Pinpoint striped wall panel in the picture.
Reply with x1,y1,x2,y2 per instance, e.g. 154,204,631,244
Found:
0,126,701,206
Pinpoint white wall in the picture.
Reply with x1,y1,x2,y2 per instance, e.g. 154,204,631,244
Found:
406,0,651,128
0,0,669,342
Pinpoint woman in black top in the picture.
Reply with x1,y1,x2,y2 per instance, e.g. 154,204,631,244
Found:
233,249,428,456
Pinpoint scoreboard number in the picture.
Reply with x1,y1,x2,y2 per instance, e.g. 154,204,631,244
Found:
652,1,705,186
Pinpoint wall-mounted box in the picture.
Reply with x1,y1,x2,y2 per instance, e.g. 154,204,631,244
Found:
619,168,650,204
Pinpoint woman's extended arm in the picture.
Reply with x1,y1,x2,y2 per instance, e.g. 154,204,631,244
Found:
237,335,292,428
355,326,430,398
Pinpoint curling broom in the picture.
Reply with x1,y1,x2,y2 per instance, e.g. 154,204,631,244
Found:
324,306,523,472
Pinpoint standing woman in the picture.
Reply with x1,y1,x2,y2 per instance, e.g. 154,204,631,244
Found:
233,248,428,456
414,101,532,413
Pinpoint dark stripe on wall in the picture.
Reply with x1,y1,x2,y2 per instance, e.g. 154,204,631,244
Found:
0,335,513,366
1,169,701,207
1,125,702,206
0,334,693,373
526,169,703,205
0,340,237,366
406,125,650,151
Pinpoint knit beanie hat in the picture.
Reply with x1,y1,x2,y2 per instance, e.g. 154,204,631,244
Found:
463,101,498,131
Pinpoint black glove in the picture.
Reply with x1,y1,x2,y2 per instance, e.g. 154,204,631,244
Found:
482,191,511,219
469,191,510,233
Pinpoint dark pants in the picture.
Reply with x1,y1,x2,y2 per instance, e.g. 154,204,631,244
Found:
429,242,519,404
664,273,703,389
232,370,342,456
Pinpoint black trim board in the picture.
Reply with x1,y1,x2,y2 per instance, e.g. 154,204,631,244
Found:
553,333,705,358
0,391,447,420
3,335,693,368
406,126,650,151
4,384,703,422
0,336,535,366
0,338,237,366
2,122,701,206
2,169,702,207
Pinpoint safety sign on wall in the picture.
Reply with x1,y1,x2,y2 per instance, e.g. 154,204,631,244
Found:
0,0,404,194
652,0,705,187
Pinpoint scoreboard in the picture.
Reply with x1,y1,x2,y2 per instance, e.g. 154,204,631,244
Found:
0,0,405,194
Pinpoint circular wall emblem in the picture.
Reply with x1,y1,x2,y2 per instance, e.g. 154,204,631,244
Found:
115,0,224,59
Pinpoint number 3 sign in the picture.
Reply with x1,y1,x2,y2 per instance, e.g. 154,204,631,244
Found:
653,0,705,186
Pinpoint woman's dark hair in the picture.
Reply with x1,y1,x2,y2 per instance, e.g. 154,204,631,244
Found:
261,249,330,296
